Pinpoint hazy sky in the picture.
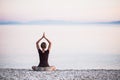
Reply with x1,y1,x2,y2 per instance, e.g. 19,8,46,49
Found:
0,0,120,22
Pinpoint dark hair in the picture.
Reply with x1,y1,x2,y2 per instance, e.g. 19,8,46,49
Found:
41,42,46,49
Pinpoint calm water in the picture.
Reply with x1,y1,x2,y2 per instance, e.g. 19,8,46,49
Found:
0,24,120,69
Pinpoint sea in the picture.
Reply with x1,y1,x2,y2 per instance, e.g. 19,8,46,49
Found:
0,24,120,70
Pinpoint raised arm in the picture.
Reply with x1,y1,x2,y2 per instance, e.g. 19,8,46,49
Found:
36,35,43,50
43,33,52,51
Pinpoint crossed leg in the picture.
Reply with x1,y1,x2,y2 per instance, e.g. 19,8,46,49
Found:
32,66,56,71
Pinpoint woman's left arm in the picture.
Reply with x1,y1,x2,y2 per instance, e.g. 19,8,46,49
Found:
43,33,52,51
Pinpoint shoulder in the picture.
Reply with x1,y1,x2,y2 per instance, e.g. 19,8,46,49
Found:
38,49,42,53
46,49,49,53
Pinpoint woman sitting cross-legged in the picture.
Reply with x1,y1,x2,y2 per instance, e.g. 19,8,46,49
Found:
32,33,56,71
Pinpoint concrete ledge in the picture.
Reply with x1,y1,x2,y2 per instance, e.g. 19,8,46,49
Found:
0,68,120,80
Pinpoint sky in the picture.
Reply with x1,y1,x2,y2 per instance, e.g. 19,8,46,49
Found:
0,0,120,22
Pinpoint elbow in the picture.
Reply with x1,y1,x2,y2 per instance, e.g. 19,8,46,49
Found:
49,42,52,45
49,41,51,44
36,42,38,45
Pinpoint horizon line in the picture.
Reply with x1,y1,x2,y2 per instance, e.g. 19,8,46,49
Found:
0,20,120,25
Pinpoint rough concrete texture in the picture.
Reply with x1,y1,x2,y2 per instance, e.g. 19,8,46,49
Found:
0,68,120,80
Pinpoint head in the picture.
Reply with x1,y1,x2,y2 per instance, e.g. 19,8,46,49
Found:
41,42,47,49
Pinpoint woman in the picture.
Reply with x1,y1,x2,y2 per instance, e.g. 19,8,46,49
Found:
32,33,56,71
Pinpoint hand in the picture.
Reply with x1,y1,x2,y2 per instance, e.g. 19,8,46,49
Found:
43,32,45,38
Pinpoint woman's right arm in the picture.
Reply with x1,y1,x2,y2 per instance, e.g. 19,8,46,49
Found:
36,36,43,50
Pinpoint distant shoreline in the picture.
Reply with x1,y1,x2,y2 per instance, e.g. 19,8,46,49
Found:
0,20,120,25
0,68,120,80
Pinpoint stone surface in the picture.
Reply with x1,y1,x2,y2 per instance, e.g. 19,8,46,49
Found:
0,68,120,80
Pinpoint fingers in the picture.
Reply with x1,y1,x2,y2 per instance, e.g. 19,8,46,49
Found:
43,32,45,37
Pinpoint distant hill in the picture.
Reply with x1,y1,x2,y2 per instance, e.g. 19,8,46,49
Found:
0,20,120,25
0,21,21,24
97,21,120,24
109,21,120,24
